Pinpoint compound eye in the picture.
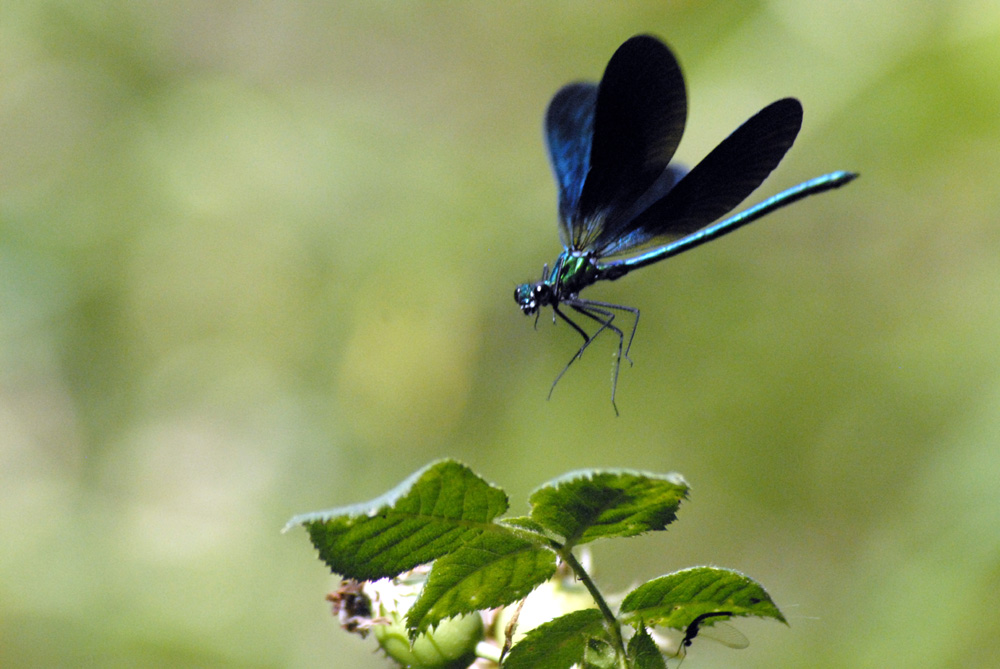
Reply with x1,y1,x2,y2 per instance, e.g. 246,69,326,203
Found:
514,284,538,313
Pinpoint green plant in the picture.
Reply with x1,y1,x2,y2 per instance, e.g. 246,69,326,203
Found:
287,459,785,668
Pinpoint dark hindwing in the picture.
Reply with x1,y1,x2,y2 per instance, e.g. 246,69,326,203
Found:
551,35,688,253
545,83,597,249
592,97,804,258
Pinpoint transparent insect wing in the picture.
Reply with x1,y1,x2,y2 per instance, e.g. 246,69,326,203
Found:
698,620,750,650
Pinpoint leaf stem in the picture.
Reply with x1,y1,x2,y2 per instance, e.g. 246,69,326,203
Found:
559,547,628,668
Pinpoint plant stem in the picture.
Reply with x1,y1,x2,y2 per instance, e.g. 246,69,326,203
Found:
559,548,628,668
476,641,502,664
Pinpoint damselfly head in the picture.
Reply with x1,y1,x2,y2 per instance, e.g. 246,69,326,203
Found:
515,282,554,315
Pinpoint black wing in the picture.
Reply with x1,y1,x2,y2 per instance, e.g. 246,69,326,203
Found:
558,35,688,252
591,97,803,257
545,83,597,249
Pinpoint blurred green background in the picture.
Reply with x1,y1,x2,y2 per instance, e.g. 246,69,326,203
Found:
3,1,999,667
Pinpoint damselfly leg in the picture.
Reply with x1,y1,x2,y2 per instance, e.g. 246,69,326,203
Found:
547,299,640,414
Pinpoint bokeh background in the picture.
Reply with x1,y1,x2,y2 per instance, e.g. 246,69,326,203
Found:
3,2,1000,667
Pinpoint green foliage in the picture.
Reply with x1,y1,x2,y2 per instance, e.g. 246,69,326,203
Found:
619,566,786,629
626,628,667,669
501,609,607,669
406,532,557,634
525,470,689,547
289,459,785,668
286,460,510,581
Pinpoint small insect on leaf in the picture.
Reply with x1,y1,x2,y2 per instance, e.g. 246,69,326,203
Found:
675,611,748,667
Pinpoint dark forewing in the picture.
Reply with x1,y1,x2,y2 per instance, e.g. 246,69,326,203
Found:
571,35,688,251
545,83,598,248
592,97,803,257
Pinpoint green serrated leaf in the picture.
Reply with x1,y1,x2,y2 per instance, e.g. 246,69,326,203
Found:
527,469,688,546
405,531,557,635
503,608,607,669
619,566,786,631
627,627,668,669
284,459,509,580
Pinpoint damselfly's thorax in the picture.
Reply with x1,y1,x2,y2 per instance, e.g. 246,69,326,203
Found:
514,251,604,315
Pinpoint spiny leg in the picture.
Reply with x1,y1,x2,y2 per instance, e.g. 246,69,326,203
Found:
547,305,602,401
564,304,620,361
569,301,627,415
546,300,636,414
571,298,640,365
